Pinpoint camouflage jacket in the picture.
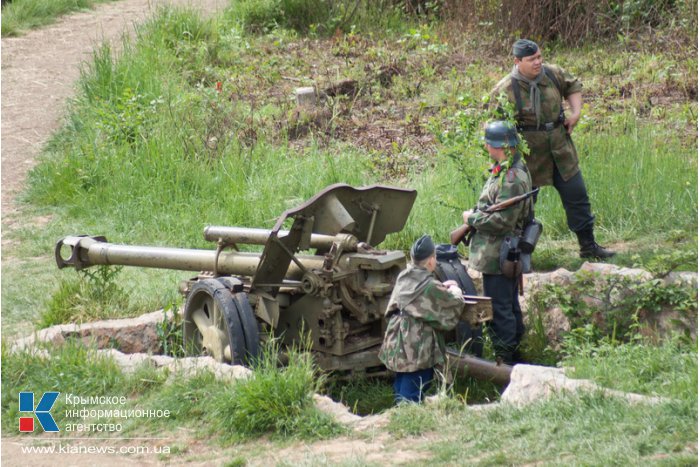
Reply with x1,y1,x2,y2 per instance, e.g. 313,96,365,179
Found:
491,64,583,186
468,155,532,274
378,264,464,373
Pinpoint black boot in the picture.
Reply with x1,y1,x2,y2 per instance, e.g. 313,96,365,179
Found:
576,228,615,259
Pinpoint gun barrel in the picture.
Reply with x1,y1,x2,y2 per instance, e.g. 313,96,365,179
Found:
445,348,513,385
55,236,323,279
203,226,358,251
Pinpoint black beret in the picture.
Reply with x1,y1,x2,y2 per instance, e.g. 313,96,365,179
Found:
512,39,539,58
411,234,435,262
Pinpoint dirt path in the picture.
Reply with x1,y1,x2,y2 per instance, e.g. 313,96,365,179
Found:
0,0,225,229
1,1,230,465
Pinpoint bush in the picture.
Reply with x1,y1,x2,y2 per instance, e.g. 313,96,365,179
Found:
41,266,130,328
438,0,697,45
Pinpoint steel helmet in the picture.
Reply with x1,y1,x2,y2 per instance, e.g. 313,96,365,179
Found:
484,121,519,148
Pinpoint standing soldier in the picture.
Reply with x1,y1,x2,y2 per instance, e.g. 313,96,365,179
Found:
379,234,464,403
462,121,532,364
491,39,614,259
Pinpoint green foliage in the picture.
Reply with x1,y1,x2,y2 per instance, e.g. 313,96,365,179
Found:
324,377,395,415
562,336,697,398
225,0,410,36
155,303,185,358
634,248,698,278
518,301,560,366
1,341,128,431
41,266,130,328
1,0,117,37
528,270,698,348
211,339,344,440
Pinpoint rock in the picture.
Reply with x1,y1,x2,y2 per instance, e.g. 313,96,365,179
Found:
98,349,252,381
579,262,653,281
501,364,668,407
663,271,698,288
12,310,170,354
313,394,390,432
543,306,571,346
314,394,362,425
295,86,319,107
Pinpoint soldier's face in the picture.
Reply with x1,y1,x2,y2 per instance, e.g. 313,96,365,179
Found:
426,255,437,272
485,143,507,162
515,50,543,79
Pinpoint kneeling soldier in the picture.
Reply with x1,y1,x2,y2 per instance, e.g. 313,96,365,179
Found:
379,234,465,403
463,121,533,364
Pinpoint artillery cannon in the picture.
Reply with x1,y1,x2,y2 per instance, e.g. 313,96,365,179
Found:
55,184,493,376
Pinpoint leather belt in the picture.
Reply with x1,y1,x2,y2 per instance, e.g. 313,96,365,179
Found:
518,120,563,132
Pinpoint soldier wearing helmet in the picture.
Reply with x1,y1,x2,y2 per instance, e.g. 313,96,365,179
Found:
462,121,532,364
491,39,614,259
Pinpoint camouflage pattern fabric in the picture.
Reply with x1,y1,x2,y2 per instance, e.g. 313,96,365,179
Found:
378,265,464,373
467,157,532,274
491,64,583,186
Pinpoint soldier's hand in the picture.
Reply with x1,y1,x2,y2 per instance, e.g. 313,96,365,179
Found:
446,284,463,299
442,279,459,288
564,113,580,135
462,210,474,223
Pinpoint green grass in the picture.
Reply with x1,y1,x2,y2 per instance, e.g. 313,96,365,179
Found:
386,338,697,464
324,377,396,415
2,338,342,443
2,2,696,462
1,340,140,432
562,337,698,397
1,0,117,36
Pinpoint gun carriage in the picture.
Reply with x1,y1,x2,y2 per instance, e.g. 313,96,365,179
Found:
55,184,493,376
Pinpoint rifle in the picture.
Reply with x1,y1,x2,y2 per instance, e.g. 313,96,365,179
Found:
449,188,540,246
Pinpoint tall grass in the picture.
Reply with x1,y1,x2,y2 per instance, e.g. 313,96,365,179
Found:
224,0,410,35
211,342,343,440
381,114,698,250
1,0,117,37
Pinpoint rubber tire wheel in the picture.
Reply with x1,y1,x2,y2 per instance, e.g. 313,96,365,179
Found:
183,279,247,365
233,292,260,364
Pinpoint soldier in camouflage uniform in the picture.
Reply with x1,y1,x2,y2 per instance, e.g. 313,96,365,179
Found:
462,121,532,364
378,234,464,403
491,39,614,259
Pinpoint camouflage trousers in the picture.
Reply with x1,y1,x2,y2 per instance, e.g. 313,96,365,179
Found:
535,166,595,233
483,274,525,364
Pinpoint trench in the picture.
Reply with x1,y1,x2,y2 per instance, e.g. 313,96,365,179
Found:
12,264,694,420
12,309,512,417
14,267,684,428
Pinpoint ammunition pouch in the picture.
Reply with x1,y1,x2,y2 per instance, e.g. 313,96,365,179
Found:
499,236,522,279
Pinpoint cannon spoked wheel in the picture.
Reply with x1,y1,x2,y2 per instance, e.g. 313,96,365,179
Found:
183,279,257,365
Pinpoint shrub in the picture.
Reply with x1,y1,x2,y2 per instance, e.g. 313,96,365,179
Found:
41,266,130,328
